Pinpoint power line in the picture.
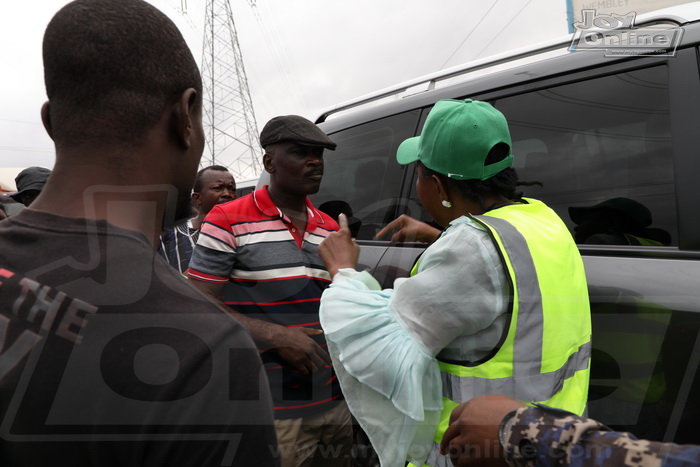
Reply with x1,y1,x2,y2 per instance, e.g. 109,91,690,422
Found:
249,1,307,111
0,146,53,153
0,117,44,126
473,0,532,60
440,1,500,69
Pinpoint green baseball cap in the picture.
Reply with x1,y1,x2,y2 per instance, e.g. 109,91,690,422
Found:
396,99,514,180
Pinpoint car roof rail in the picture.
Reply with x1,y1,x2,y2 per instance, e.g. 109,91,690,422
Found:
315,3,700,124
315,35,573,123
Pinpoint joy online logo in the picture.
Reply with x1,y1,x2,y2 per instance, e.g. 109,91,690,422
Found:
569,9,683,56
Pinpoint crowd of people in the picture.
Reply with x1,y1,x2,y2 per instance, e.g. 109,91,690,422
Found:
0,1,696,467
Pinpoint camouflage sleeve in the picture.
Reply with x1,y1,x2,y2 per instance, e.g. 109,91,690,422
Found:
503,405,700,467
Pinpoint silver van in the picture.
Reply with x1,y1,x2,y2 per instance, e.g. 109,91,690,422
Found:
260,5,700,443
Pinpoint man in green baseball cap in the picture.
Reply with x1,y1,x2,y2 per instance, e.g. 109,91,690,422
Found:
317,99,591,467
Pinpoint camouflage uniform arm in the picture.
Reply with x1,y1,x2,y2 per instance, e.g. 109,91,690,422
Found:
503,405,700,467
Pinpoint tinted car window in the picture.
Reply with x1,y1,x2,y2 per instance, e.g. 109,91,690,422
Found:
312,111,421,240
235,185,255,199
407,66,675,246
497,65,675,245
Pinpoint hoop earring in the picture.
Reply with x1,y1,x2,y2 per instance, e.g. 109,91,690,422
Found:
441,200,452,208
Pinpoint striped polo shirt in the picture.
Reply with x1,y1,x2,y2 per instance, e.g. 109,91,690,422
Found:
187,186,342,419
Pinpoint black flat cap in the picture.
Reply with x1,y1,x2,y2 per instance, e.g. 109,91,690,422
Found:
260,115,336,150
10,167,52,202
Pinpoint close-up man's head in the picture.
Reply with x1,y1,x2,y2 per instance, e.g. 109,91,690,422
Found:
42,0,203,151
192,165,236,216
42,0,205,225
260,115,336,197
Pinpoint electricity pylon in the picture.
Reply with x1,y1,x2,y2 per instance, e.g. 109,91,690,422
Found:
200,0,261,180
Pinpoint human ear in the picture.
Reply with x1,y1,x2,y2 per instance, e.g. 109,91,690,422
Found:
40,101,54,140
191,191,201,206
432,174,449,200
263,153,274,174
173,88,199,149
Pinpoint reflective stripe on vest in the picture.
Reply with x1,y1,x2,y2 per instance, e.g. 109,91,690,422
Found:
425,447,452,467
441,340,592,402
442,215,590,402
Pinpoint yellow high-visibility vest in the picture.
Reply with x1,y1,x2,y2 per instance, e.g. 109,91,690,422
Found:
412,199,591,467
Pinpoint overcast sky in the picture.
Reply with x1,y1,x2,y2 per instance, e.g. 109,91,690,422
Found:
0,0,572,185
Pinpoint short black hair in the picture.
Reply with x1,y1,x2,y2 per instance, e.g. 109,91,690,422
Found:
193,165,231,193
42,0,202,150
419,143,522,211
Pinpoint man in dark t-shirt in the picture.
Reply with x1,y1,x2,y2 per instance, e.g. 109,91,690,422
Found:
0,211,276,466
0,1,277,466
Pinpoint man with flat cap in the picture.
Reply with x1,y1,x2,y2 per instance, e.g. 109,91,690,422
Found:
188,115,354,467
10,166,52,207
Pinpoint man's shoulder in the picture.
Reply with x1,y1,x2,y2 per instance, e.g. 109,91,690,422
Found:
0,209,157,279
215,193,257,213
207,191,269,226
0,212,223,319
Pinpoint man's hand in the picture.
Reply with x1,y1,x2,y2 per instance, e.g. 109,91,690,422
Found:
375,214,441,244
440,395,524,466
273,326,331,375
319,213,360,278
189,279,330,374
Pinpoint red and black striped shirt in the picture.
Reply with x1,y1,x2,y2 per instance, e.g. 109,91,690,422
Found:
187,186,342,419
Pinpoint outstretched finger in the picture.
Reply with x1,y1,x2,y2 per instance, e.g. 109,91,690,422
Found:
338,212,350,233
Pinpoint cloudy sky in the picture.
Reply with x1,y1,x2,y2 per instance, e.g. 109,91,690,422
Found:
0,0,573,185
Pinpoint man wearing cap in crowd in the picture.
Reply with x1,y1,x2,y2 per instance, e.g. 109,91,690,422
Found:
317,99,591,467
10,166,52,207
188,115,354,467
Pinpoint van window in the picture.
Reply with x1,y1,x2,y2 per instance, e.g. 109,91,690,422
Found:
497,65,675,246
235,185,255,199
407,65,675,246
234,179,257,199
312,111,421,240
